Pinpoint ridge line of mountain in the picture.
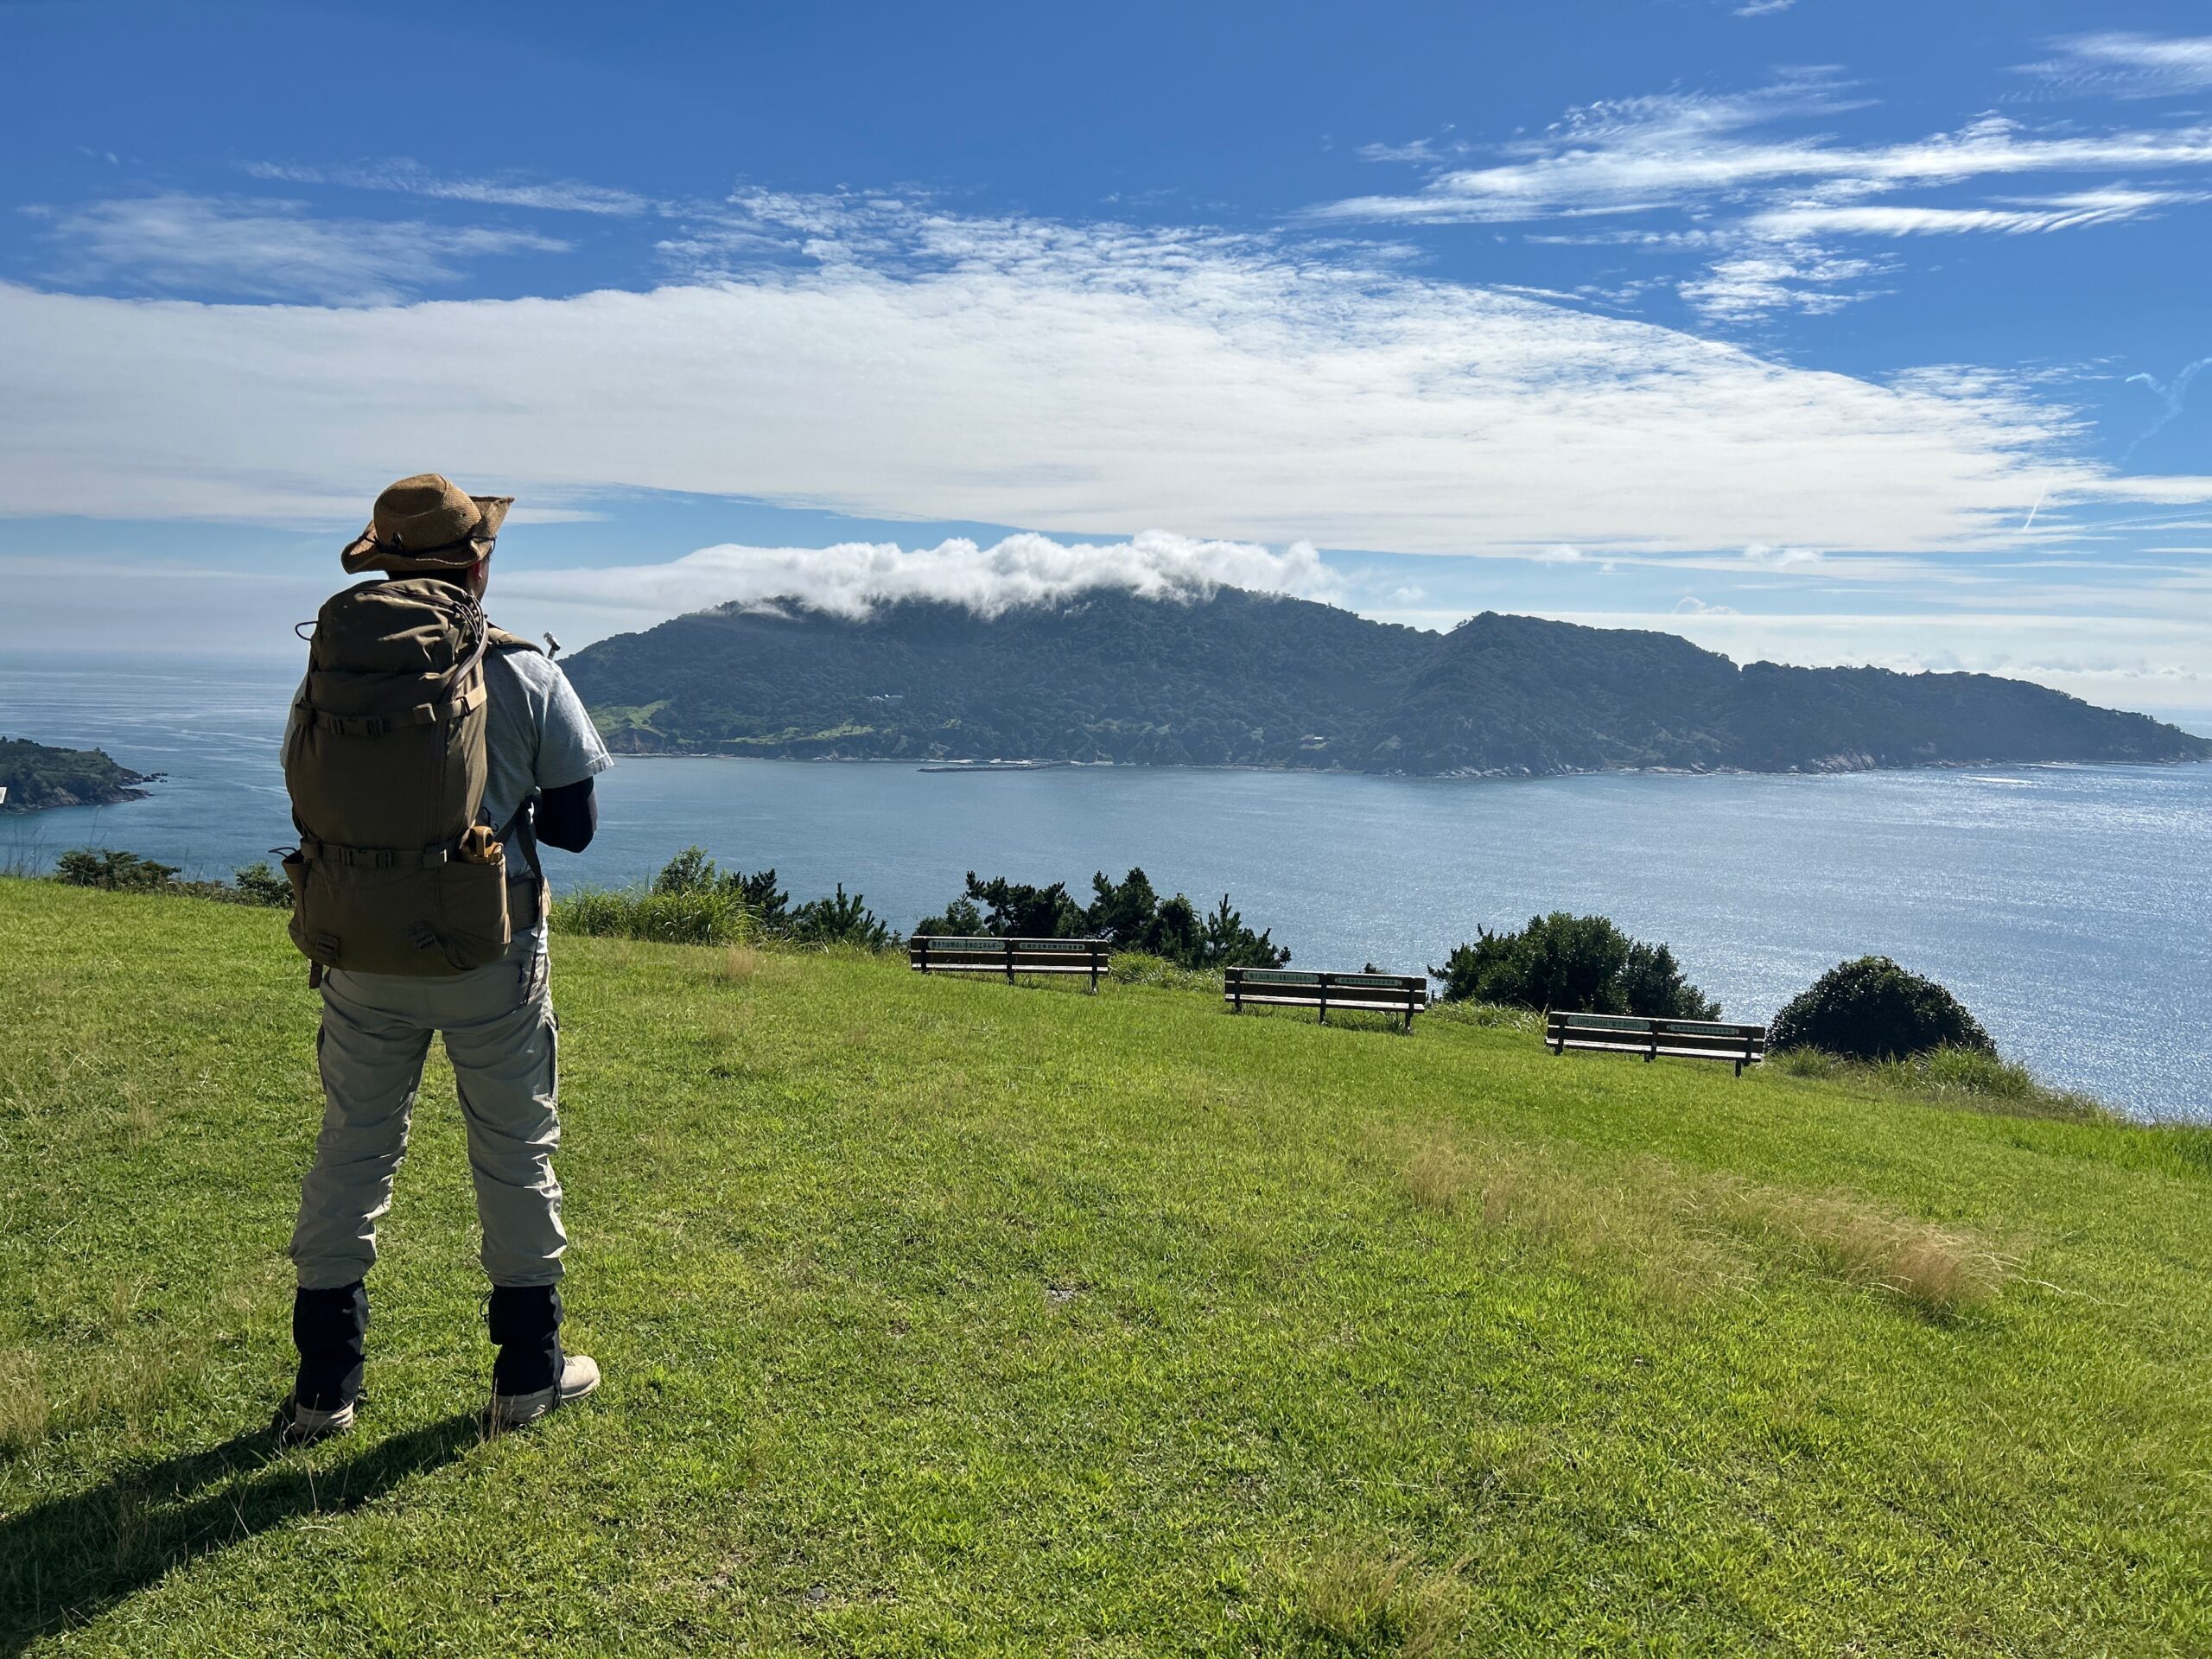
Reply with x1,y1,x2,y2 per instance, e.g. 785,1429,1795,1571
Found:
561,587,2210,778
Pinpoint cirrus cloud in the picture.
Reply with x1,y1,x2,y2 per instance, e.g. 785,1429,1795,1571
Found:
29,192,569,305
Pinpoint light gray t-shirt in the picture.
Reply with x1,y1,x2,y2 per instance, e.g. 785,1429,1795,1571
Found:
480,646,613,845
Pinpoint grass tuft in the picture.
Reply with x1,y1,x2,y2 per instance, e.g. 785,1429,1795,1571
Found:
1398,1140,1475,1214
1421,1000,1543,1035
1265,1544,1470,1657
1773,1043,2109,1122
550,884,756,947
1398,1132,1733,1309
0,1352,48,1456
1402,1128,2005,1315
1106,950,1220,994
1705,1183,2007,1314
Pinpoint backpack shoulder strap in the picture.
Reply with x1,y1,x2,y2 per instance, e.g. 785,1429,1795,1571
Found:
480,620,549,892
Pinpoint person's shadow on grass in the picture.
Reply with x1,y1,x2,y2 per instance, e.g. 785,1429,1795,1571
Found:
0,1410,480,1654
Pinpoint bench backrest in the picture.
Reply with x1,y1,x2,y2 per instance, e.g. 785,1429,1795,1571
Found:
1546,1010,1766,1060
908,935,1109,971
1224,967,1429,1008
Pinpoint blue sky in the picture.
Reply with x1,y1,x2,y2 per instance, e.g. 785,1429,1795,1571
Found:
5,0,2212,720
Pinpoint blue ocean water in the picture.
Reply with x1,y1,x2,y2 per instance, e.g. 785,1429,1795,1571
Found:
5,654,2207,1121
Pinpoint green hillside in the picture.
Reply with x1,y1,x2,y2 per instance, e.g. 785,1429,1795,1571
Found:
562,589,2212,775
3,880,2209,1656
0,738,151,814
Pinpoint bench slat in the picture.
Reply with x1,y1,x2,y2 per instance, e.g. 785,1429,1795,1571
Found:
1550,1036,1765,1053
1229,991,1424,1009
1551,1016,1764,1039
911,960,1103,974
908,935,1110,990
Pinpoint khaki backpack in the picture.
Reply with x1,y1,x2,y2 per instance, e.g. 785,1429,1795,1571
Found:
282,576,543,980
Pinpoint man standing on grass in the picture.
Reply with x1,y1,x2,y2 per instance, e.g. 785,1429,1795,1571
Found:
272,474,612,1446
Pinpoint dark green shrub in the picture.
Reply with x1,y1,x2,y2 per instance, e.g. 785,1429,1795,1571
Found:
786,884,893,950
918,867,1290,969
633,846,891,949
729,868,791,931
229,861,293,907
1429,912,1718,1018
918,894,987,936
54,849,180,892
1769,956,1993,1062
1190,893,1290,969
926,873,1086,940
652,846,721,895
1085,868,1288,968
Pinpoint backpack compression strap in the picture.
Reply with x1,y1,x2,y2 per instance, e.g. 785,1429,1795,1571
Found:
296,679,486,737
297,837,464,868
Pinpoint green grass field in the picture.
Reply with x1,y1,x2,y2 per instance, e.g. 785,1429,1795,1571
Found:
3,880,2209,1656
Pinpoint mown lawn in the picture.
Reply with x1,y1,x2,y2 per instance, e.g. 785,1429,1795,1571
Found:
2,879,2209,1656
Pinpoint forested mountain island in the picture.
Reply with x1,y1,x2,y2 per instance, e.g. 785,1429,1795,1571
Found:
0,737,156,811
563,588,2211,777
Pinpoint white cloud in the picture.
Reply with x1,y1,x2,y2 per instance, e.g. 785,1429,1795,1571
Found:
31,193,569,304
242,160,655,216
2081,474,2212,504
1323,78,2212,319
2016,34,2212,99
1741,543,1823,569
2122,357,2212,461
500,530,1342,623
1732,0,1795,16
1316,99,2212,226
1355,135,1467,165
1748,188,2209,238
0,198,2186,558
1678,245,1888,321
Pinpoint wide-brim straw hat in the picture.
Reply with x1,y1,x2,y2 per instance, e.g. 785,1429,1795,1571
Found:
341,474,514,574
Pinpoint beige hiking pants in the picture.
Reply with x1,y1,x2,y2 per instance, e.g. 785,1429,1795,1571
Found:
289,930,566,1291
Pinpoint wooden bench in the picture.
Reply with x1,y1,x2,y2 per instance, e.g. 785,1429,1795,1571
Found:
1224,967,1429,1031
1545,1012,1767,1076
908,934,1110,991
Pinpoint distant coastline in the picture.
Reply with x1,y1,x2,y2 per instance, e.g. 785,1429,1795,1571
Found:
0,737,156,813
599,748,2212,781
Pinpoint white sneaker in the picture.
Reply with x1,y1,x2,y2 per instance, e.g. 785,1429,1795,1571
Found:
487,1353,601,1431
272,1393,356,1447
